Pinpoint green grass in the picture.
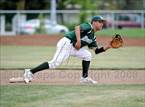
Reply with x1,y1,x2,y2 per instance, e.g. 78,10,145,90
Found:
96,28,145,38
0,45,145,69
0,84,145,107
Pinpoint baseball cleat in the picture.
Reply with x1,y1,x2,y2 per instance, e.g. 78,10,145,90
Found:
24,69,33,83
80,77,97,84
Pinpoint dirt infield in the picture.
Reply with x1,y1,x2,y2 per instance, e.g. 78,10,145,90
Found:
0,35,145,46
0,70,145,85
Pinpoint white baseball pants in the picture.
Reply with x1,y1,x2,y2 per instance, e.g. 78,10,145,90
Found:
48,37,92,68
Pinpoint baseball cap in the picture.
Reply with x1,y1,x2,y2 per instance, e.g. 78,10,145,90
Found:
91,15,106,22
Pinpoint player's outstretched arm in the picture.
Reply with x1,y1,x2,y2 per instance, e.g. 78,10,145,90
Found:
75,25,81,50
103,44,112,51
92,44,112,54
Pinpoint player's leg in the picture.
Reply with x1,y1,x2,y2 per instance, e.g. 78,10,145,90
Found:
24,37,71,83
71,48,91,78
24,62,49,83
28,41,69,74
48,37,71,69
71,48,97,84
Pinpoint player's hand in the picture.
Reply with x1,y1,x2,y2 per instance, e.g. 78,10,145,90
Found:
75,42,81,50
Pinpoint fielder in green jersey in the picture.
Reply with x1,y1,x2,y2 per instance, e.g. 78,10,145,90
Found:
23,16,112,84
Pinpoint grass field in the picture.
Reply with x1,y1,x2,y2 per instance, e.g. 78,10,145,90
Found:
0,84,144,107
96,28,145,38
0,45,145,69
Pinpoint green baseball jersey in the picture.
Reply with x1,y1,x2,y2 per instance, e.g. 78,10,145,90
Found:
65,22,98,49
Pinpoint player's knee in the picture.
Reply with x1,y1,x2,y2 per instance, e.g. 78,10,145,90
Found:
48,61,61,68
53,62,61,68
83,51,92,61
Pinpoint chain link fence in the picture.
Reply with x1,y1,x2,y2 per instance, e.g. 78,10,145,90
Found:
0,10,144,36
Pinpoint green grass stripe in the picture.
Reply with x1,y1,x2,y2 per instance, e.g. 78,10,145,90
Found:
0,84,145,107
0,45,145,69
96,28,145,38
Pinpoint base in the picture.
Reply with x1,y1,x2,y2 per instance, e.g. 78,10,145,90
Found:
9,77,25,83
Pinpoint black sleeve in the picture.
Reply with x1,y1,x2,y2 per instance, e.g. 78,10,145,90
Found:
95,47,105,54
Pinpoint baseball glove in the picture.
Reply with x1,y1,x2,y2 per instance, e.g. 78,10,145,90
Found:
110,34,123,48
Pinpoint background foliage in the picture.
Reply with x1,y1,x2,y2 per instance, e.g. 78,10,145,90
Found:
0,0,144,10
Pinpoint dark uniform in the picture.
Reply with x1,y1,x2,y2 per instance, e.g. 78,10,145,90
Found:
65,22,98,49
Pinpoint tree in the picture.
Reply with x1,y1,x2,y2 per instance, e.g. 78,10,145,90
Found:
123,0,143,10
16,0,25,10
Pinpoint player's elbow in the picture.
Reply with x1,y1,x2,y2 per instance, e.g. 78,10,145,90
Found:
75,26,80,31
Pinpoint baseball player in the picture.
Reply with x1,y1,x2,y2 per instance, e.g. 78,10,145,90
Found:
24,15,112,84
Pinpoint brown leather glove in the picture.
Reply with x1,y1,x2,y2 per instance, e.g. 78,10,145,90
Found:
110,34,123,48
